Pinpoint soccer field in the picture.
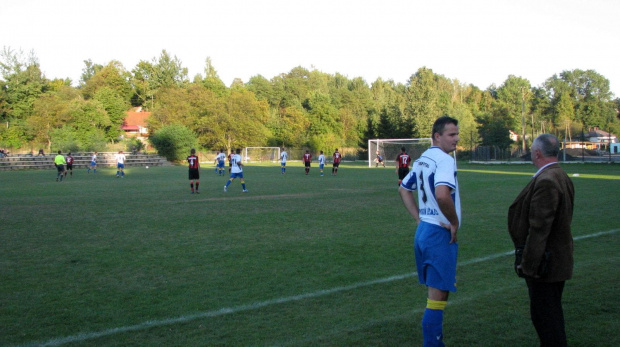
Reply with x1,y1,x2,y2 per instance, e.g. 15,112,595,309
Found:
1,162,619,346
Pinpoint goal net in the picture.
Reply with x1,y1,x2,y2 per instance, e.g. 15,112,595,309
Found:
243,147,281,163
368,138,432,167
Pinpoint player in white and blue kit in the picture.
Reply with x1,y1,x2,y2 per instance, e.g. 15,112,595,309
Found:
280,148,288,174
318,150,326,176
398,116,460,347
215,150,226,176
224,148,248,193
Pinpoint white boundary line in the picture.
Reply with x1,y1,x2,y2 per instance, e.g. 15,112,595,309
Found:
17,228,619,347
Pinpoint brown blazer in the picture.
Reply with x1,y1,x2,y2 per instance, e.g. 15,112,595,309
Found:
507,164,575,282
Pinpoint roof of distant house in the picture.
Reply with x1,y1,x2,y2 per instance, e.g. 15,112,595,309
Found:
123,108,151,129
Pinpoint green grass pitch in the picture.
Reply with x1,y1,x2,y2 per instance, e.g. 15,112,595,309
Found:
1,162,618,346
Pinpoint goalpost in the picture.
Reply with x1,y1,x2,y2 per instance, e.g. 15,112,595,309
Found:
243,147,281,163
367,138,432,167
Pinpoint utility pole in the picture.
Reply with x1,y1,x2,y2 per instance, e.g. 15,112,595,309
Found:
520,87,527,152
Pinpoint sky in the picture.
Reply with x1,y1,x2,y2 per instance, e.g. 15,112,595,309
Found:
1,0,619,96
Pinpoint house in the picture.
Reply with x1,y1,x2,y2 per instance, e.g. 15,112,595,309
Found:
122,107,151,138
582,127,618,149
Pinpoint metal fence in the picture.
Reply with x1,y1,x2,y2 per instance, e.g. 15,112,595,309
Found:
467,145,619,163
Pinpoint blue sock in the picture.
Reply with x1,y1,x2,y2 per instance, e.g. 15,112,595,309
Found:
225,180,231,188
422,299,446,347
242,183,246,190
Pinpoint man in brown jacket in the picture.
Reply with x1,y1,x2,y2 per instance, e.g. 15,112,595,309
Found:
508,134,575,347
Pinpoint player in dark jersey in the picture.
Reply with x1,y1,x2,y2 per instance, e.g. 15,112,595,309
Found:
187,148,200,194
65,152,74,177
303,150,312,175
395,146,411,186
332,149,341,175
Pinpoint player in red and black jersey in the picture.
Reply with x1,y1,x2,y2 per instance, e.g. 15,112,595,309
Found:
332,149,341,175
395,146,411,186
65,152,74,177
187,148,200,194
303,150,312,175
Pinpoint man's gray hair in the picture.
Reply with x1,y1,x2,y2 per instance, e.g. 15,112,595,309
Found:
533,134,560,158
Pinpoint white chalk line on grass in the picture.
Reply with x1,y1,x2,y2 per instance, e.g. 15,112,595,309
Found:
18,228,619,347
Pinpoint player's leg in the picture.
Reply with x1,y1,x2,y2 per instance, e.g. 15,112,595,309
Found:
240,178,247,192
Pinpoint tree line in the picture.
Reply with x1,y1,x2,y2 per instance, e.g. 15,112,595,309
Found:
1,47,618,159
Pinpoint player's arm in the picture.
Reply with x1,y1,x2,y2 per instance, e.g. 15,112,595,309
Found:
436,185,459,243
398,186,420,224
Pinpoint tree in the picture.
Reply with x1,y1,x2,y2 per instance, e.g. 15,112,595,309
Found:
405,67,440,138
149,124,197,161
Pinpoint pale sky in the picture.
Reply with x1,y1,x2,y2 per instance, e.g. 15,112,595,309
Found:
1,0,619,96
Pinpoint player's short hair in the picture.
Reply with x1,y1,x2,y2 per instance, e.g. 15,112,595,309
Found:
236,148,241,154
432,115,459,137
401,147,406,152
533,134,560,158
191,148,196,154
57,150,61,154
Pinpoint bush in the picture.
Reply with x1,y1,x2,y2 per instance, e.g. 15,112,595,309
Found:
149,124,198,162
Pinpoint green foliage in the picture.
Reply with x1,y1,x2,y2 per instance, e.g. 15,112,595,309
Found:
149,124,197,161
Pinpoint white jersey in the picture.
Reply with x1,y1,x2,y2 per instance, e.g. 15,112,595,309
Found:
115,153,126,164
400,146,461,228
318,154,325,165
216,152,226,161
91,154,97,162
280,151,288,163
230,153,243,173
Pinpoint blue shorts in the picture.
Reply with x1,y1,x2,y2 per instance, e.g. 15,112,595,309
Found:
319,164,324,169
281,162,286,167
117,163,125,169
217,160,225,168
229,172,244,179
414,221,458,292
90,161,97,167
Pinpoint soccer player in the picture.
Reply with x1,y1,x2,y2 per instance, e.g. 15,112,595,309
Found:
395,146,412,186
54,150,67,182
318,150,325,176
374,150,386,167
187,148,200,194
215,149,226,176
115,150,126,178
280,148,288,174
398,116,461,347
65,152,74,177
303,150,312,175
332,148,341,175
87,151,97,173
224,148,248,193
227,150,234,173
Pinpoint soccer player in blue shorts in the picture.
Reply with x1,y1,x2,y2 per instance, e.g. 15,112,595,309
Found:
280,148,288,174
398,116,461,347
224,148,248,193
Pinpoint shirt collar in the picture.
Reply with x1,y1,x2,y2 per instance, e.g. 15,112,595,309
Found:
533,161,557,178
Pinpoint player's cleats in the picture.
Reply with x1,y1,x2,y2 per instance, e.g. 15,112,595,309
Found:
195,191,200,194
223,186,227,192
243,189,248,193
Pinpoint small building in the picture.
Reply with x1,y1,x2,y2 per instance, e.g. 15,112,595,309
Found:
122,107,151,138
583,127,618,150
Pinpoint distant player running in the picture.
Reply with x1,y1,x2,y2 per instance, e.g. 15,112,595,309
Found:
65,152,74,177
187,148,200,194
332,149,342,175
87,151,97,173
224,148,248,193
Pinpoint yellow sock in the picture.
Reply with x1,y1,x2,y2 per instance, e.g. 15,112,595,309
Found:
426,298,447,310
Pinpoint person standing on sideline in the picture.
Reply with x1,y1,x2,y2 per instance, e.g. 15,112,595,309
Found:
65,152,74,177
88,151,98,173
395,146,412,186
54,150,67,182
187,148,201,194
398,116,461,347
115,150,126,178
318,150,326,176
508,134,574,347
224,148,248,193
332,149,341,175
303,150,312,175
280,148,288,174
215,149,226,176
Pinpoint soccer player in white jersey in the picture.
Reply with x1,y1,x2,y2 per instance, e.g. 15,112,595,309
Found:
224,148,248,192
318,150,326,176
115,150,127,178
280,148,288,174
398,115,460,347
215,150,226,176
87,151,97,173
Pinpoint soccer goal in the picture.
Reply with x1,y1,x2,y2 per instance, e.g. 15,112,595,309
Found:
368,138,432,167
243,147,281,163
